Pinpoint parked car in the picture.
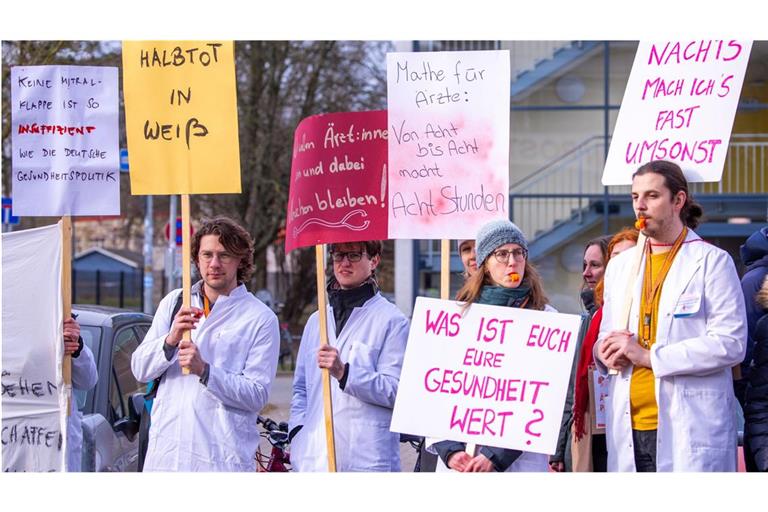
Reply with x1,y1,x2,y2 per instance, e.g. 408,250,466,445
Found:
73,304,153,472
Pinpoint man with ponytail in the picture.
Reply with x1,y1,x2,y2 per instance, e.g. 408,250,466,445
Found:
595,160,746,471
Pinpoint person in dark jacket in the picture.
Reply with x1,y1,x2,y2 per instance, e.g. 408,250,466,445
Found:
432,219,554,472
550,235,610,472
744,275,768,471
738,226,768,407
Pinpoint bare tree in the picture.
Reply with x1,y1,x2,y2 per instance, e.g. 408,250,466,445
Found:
196,40,391,327
2,40,392,327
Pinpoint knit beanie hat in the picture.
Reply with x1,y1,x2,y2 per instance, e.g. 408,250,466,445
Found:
475,219,528,265
456,239,472,251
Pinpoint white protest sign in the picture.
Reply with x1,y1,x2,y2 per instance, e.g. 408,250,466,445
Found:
387,50,510,240
603,40,752,185
591,369,608,431
11,65,120,216
391,297,581,454
2,223,66,472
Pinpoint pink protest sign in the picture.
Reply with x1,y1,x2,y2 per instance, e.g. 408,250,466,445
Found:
386,50,510,240
285,111,388,253
603,40,752,185
391,297,581,454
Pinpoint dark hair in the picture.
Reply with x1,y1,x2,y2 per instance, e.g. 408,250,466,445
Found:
191,217,255,283
632,160,703,229
456,259,549,311
328,240,383,280
581,235,611,297
328,240,383,259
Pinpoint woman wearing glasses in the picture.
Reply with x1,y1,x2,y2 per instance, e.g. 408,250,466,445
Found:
431,219,554,472
289,241,410,471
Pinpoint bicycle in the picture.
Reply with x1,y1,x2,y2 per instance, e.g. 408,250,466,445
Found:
256,415,291,472
399,433,436,472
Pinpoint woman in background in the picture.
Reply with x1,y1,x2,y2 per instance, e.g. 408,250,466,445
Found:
570,227,638,471
550,235,610,472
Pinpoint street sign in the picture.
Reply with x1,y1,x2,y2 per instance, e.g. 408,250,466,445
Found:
120,148,129,172
2,197,20,225
164,216,193,247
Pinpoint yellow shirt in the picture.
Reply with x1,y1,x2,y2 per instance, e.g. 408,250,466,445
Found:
630,251,668,430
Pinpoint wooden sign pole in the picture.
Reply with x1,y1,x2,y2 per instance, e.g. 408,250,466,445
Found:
316,244,337,471
441,239,477,457
180,194,192,375
608,231,648,376
61,216,73,415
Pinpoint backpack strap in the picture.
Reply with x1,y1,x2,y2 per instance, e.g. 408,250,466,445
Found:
143,291,184,403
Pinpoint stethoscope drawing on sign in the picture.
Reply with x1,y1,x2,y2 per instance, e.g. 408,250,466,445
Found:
292,209,370,238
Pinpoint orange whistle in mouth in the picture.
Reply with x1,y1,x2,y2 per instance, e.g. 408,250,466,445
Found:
507,272,520,282
634,217,646,230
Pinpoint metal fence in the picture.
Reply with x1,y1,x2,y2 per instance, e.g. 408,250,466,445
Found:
72,269,144,311
509,134,768,241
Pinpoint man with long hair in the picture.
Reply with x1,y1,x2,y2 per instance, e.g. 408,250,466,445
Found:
595,160,746,471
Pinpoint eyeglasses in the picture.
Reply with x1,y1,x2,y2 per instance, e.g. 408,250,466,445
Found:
331,251,366,263
492,248,527,263
199,251,236,264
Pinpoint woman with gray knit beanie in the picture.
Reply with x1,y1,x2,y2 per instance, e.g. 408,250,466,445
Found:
430,218,555,472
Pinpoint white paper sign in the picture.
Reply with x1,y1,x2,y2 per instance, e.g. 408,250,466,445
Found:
386,50,510,240
591,369,608,430
11,65,120,216
391,297,581,454
603,40,752,185
2,223,66,472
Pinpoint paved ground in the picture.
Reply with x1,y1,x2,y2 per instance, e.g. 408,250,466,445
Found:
258,372,421,471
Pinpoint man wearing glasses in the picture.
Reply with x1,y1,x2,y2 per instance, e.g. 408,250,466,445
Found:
132,217,280,471
289,240,410,471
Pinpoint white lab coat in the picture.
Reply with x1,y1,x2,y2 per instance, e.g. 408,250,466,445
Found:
132,283,279,471
67,343,97,472
289,293,409,472
595,230,747,471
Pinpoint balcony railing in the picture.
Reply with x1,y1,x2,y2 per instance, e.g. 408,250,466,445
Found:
509,134,768,241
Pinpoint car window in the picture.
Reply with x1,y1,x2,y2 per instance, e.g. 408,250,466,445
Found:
134,323,150,341
109,327,145,421
74,325,102,412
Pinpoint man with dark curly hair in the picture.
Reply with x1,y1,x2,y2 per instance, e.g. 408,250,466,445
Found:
132,217,280,471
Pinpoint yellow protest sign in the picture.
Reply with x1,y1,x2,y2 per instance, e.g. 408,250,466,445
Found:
122,41,241,194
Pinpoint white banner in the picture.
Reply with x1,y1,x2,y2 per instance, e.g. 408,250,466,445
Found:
386,50,510,240
2,223,66,472
391,297,581,455
603,40,752,185
11,65,120,216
